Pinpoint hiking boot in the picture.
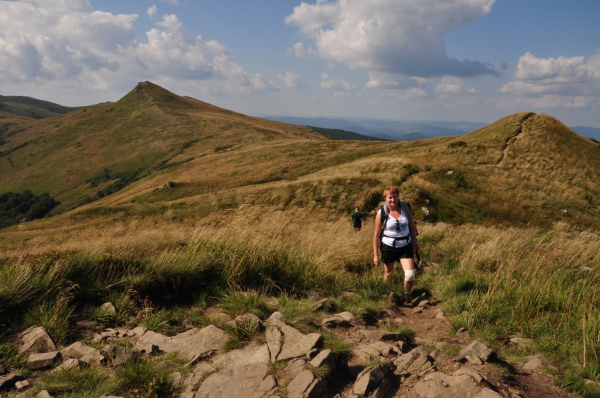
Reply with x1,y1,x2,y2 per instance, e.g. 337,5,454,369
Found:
388,292,401,306
404,293,413,307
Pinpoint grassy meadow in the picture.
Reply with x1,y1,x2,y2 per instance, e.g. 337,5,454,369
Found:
1,205,600,396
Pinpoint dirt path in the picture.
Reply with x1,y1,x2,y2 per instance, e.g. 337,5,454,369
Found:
496,114,534,167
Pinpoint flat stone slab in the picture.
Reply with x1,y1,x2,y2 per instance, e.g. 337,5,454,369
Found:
459,339,495,362
135,325,227,361
414,372,482,398
18,326,57,354
28,351,62,370
194,362,271,398
60,342,105,365
278,332,322,361
266,326,282,362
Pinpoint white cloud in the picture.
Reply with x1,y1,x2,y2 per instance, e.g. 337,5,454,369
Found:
278,72,306,89
500,52,600,97
147,5,157,19
326,61,336,69
164,0,179,5
0,1,270,96
435,76,476,95
366,71,424,90
285,0,498,78
320,73,355,89
287,42,317,59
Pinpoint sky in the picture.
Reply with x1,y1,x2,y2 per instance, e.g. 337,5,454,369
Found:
1,0,599,127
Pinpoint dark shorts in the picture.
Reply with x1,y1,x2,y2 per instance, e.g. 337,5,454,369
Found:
381,243,414,264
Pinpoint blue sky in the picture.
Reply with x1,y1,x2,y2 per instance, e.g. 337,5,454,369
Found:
1,0,599,127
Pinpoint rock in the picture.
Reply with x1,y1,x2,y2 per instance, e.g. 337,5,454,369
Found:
195,360,272,398
92,334,104,343
15,379,30,390
523,354,558,372
435,311,445,320
394,346,430,374
474,387,504,397
456,327,470,339
266,326,282,362
353,363,394,396
27,351,62,370
334,311,356,323
18,326,57,354
285,358,307,379
103,345,137,366
278,326,322,361
306,348,319,360
212,344,270,370
356,341,401,361
389,292,402,306
417,300,430,307
234,313,262,333
465,354,484,365
313,298,328,311
101,329,118,338
509,338,533,347
135,325,228,362
266,312,286,327
0,373,25,390
459,339,495,363
414,372,481,398
100,302,117,315
287,370,315,398
359,330,408,343
321,316,352,328
304,290,327,299
53,358,85,372
60,341,105,365
340,292,356,301
451,367,484,383
36,390,53,398
310,349,336,374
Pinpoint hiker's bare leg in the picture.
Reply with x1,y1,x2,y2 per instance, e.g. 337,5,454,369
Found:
400,258,415,295
383,262,395,283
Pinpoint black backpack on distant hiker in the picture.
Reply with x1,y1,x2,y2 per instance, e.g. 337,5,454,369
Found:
378,201,420,266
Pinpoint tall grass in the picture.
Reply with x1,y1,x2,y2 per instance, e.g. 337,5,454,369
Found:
418,222,600,395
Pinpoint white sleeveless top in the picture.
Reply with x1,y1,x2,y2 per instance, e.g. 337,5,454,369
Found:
379,209,411,248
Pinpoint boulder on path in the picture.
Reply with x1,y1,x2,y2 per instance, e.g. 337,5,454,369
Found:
277,325,322,361
310,349,336,375
353,362,395,397
458,339,495,363
102,345,137,366
27,351,62,370
322,311,357,327
135,325,228,362
360,330,408,343
266,326,282,362
287,369,328,398
53,358,85,373
60,342,105,365
523,354,558,372
194,352,274,398
413,371,483,398
18,326,57,354
394,346,432,375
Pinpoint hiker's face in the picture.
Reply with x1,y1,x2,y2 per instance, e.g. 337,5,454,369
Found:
385,193,398,205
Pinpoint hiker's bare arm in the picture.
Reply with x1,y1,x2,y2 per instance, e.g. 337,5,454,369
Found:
373,211,382,266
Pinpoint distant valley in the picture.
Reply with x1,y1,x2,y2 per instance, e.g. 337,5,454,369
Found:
266,115,600,142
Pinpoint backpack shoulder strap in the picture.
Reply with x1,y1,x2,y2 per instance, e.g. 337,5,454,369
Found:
379,204,389,242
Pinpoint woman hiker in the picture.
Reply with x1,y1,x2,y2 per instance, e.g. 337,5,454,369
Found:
372,186,418,305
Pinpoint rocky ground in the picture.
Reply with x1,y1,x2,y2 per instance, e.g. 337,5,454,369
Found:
0,285,576,398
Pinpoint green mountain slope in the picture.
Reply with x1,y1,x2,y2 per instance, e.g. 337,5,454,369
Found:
1,82,599,231
0,94,77,119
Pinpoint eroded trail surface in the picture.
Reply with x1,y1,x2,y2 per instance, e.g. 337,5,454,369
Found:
5,264,576,398
497,114,534,167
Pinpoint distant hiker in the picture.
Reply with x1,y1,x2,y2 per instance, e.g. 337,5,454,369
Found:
351,207,363,231
373,186,418,305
